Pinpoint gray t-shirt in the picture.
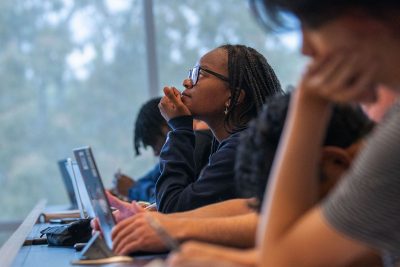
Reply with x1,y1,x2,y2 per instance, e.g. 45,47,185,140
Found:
322,101,400,266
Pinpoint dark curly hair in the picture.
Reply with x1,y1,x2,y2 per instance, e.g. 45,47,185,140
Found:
134,97,168,155
235,93,374,211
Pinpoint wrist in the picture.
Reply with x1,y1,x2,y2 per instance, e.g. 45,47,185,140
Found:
295,86,330,107
168,115,193,131
170,217,190,241
293,87,332,118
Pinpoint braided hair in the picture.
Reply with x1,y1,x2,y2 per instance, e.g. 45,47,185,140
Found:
219,44,283,132
134,97,168,156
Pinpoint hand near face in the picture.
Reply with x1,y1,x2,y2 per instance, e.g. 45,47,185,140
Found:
159,86,191,122
300,50,379,104
167,241,245,267
111,212,174,255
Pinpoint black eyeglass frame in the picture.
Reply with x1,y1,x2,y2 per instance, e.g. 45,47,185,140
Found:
188,65,229,86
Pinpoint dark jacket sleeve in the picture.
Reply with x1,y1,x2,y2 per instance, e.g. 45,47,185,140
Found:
156,116,239,213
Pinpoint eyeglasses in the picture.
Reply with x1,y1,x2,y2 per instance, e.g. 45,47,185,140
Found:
188,65,229,86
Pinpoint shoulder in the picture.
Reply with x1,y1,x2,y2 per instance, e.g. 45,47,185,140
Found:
321,102,400,254
194,129,213,141
215,130,246,153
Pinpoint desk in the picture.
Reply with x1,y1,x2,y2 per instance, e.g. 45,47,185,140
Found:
13,245,159,267
1,201,165,267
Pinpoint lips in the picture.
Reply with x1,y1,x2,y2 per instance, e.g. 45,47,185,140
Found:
181,92,191,98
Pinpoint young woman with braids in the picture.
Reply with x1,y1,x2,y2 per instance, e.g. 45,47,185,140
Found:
156,44,283,213
91,44,281,255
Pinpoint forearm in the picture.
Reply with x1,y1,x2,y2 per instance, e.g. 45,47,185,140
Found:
218,248,257,267
259,89,332,249
157,116,196,212
174,213,258,248
168,198,253,218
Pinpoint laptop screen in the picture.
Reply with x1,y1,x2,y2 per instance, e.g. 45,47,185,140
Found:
65,158,96,219
73,146,115,250
57,159,78,209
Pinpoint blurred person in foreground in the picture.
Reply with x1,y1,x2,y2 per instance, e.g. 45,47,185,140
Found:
167,93,380,267
247,1,400,267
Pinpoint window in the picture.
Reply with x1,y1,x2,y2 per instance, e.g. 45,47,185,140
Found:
0,0,306,244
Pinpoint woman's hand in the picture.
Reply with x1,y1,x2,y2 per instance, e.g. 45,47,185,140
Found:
159,86,191,121
299,50,379,104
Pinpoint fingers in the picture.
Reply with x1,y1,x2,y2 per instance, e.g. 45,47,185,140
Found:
106,192,142,221
106,191,126,210
113,226,141,254
335,62,378,103
113,210,124,223
90,218,100,231
112,218,160,254
112,217,137,249
307,53,347,89
116,238,143,255
112,215,139,241
130,201,145,213
164,86,182,106
159,86,191,121
301,50,378,104
112,212,168,255
167,242,241,267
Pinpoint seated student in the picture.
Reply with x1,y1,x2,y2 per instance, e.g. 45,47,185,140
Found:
156,44,283,213
112,97,213,203
166,95,380,267
107,93,376,261
247,1,400,267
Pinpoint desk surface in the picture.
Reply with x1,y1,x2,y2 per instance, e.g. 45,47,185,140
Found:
14,224,159,267
2,202,165,267
13,245,159,267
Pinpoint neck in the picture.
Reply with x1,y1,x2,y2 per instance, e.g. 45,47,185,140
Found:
204,117,231,142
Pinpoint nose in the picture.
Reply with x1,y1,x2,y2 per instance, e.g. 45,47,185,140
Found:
183,78,193,89
301,27,314,57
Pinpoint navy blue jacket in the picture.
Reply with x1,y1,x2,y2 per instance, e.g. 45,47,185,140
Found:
156,116,242,213
128,129,213,203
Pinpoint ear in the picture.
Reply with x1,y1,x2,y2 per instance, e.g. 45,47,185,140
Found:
321,146,352,169
236,89,246,105
318,146,352,198
225,90,246,109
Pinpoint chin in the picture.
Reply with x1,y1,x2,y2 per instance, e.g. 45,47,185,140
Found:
181,95,189,103
182,98,193,109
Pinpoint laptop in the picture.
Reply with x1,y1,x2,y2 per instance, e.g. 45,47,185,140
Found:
73,146,115,250
71,147,165,264
64,158,96,219
57,159,79,210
